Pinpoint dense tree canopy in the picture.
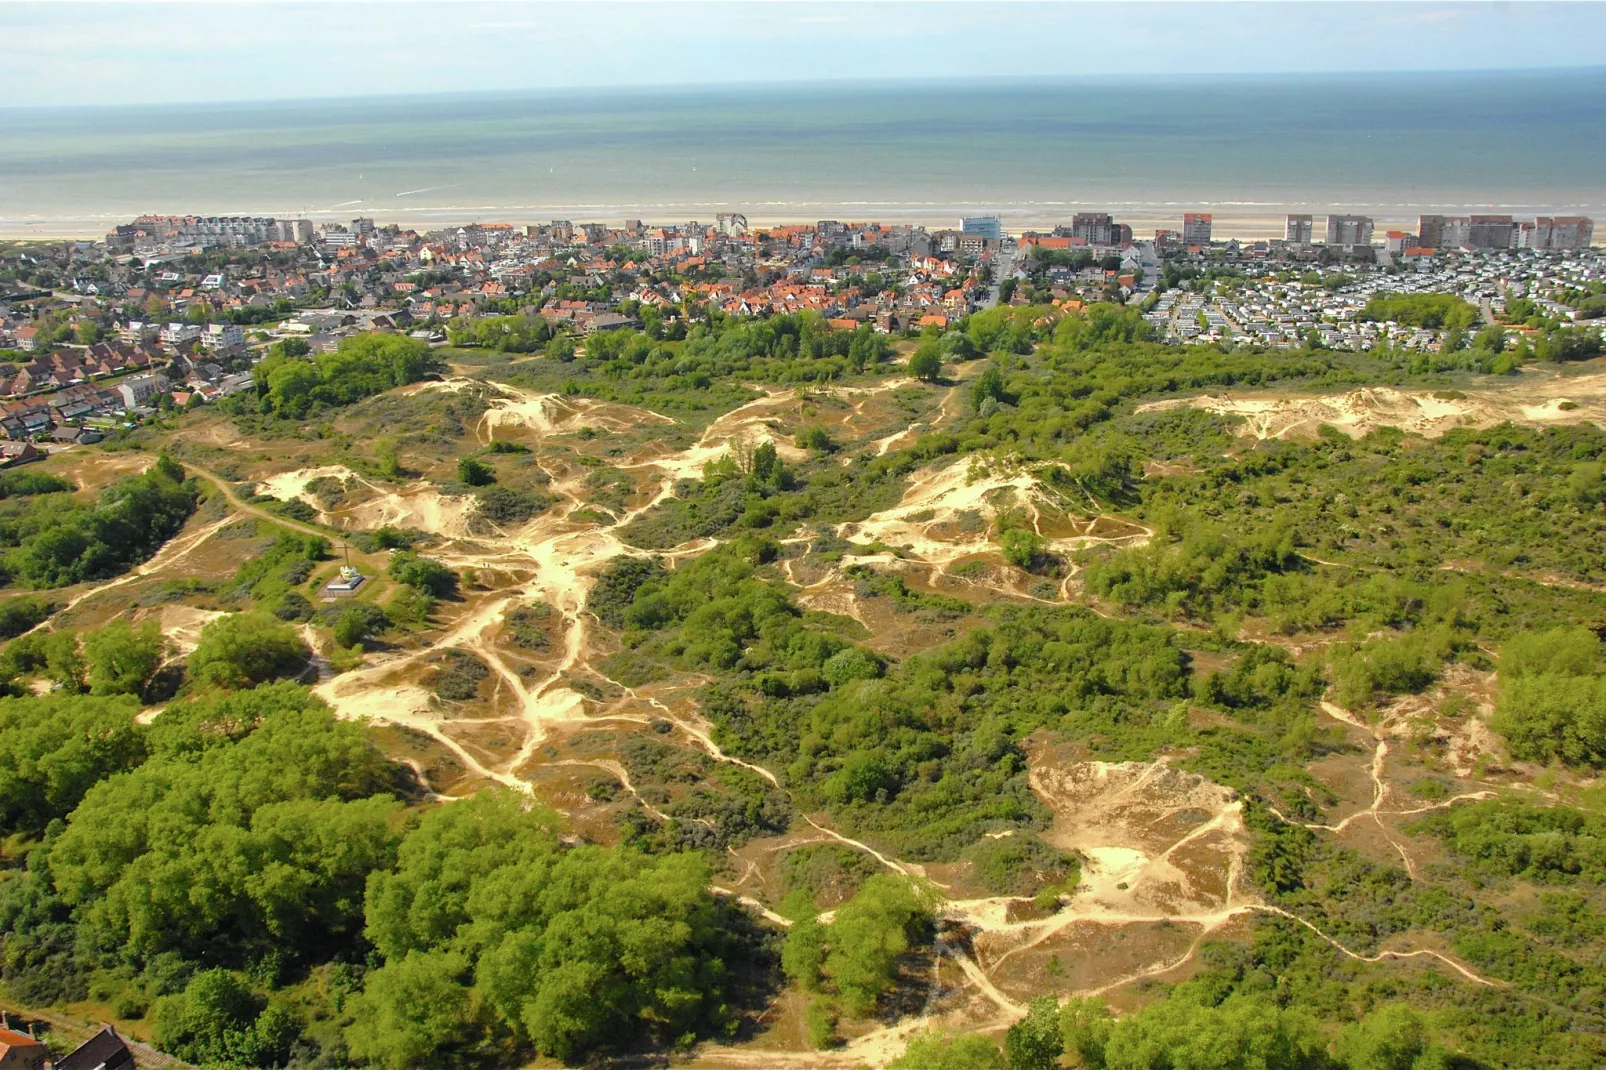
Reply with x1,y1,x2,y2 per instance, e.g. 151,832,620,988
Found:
186,613,310,689
0,459,196,589
249,334,442,419
0,692,144,837
352,789,743,1066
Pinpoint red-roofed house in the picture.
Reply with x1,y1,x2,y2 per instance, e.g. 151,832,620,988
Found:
0,1025,46,1069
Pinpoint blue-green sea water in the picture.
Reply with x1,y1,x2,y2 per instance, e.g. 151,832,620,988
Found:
2,70,1603,237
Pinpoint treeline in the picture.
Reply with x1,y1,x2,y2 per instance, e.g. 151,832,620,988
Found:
0,455,196,589
445,313,556,353
896,984,1469,1070
1115,419,1606,585
230,334,443,420
498,311,894,416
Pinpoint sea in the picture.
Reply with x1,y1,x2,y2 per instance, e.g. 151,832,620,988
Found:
2,68,1604,240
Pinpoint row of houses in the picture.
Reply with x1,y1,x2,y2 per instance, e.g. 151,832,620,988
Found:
0,342,159,399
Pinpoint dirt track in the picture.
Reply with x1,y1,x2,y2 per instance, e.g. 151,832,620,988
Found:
119,365,1532,1067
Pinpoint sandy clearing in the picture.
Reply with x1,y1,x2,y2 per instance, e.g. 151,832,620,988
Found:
1259,700,1497,881
253,464,375,505
839,458,1039,564
340,482,482,539
146,604,227,655
472,380,676,443
1137,369,1606,441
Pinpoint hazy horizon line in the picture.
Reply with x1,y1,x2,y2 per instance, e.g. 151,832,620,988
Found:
4,64,1603,116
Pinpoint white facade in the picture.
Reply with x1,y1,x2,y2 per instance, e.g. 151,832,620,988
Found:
203,323,245,349
160,323,202,345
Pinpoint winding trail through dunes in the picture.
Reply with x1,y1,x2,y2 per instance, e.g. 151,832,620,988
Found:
45,512,235,624
455,379,677,445
308,383,856,794
182,464,335,542
176,366,1527,1065
1261,701,1497,880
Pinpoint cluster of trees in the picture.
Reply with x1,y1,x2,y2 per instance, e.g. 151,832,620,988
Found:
0,596,53,639
0,681,751,1068
1359,293,1480,331
960,989,1454,1070
241,335,443,419
1490,625,1606,766
1415,798,1605,883
0,610,309,703
587,537,880,683
774,605,1193,857
1083,513,1304,620
782,874,935,1045
619,431,956,551
497,311,893,419
0,456,196,589
0,469,73,500
352,790,746,1067
446,313,556,353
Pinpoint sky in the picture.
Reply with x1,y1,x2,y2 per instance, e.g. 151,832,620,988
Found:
3,0,1605,109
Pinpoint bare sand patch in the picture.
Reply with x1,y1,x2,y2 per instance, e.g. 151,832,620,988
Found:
253,464,372,504
1137,369,1606,441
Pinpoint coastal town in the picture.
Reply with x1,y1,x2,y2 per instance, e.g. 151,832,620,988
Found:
0,207,1599,451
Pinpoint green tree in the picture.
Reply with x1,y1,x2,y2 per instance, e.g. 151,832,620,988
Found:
781,895,827,991
1060,997,1114,1069
820,874,933,1017
0,692,144,837
1334,1004,1444,1070
374,438,403,479
1097,992,1327,1070
187,613,309,690
1502,626,1599,677
457,456,495,486
344,950,474,1069
891,1029,1006,1069
1001,527,1046,571
0,598,53,640
971,362,1007,410
332,605,376,648
909,344,943,382
152,969,299,1067
84,619,168,699
1006,996,1065,1070
1492,672,1606,766
387,552,455,597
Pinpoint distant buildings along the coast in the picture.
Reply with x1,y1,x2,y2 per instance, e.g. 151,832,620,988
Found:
0,203,1600,450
